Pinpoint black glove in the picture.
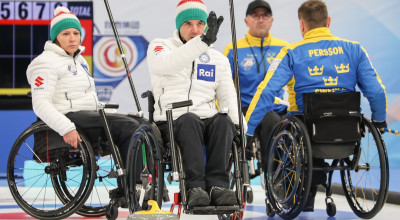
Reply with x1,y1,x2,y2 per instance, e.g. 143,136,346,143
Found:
201,11,224,46
245,135,254,160
245,135,253,149
372,120,387,134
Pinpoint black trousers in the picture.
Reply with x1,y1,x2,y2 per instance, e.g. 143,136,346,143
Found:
158,112,235,190
66,111,140,165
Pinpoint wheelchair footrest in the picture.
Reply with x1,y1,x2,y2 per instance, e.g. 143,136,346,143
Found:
185,205,241,215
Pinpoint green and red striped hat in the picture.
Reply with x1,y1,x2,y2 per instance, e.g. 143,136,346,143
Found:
50,6,82,42
176,0,208,30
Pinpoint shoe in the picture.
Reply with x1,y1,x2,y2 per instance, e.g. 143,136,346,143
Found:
303,185,318,212
187,187,210,207
209,186,237,206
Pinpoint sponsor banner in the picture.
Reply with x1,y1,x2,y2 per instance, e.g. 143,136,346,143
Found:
93,35,148,101
80,19,93,56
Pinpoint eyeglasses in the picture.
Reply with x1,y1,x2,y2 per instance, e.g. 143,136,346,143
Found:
249,13,271,19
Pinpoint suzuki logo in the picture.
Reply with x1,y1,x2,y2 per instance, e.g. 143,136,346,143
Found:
35,76,44,87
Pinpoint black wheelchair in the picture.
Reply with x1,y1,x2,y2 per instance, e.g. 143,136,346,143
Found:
264,92,389,219
125,91,249,220
245,110,286,204
7,103,144,220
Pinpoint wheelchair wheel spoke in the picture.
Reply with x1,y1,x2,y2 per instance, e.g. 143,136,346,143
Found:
265,116,312,220
340,117,388,218
7,123,96,219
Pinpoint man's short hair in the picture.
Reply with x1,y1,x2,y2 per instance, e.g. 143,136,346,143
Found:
298,0,328,30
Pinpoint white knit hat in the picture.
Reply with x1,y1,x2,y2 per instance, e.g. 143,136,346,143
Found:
176,0,208,30
50,6,82,42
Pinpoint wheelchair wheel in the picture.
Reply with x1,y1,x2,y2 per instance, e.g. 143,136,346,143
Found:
7,122,96,220
127,124,164,212
48,128,121,217
52,150,117,217
340,117,389,219
265,116,312,220
77,154,119,216
225,135,245,219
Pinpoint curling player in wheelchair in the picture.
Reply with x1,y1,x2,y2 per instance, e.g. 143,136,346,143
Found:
26,6,140,166
146,0,247,207
245,0,387,213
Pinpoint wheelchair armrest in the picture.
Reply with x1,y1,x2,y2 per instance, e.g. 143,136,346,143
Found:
166,100,193,110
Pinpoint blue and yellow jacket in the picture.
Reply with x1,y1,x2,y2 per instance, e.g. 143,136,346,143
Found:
223,31,289,113
245,27,387,135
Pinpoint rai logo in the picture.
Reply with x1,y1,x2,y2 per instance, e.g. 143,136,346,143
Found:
197,64,215,82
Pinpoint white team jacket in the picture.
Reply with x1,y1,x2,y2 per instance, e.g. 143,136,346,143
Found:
26,41,98,136
147,31,244,128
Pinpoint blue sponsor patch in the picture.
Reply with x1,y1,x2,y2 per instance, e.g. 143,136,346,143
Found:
81,64,91,76
197,64,215,82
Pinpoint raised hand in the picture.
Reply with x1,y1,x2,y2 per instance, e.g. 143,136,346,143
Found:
201,11,224,46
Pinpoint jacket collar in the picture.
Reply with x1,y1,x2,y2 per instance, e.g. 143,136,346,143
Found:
303,27,333,40
44,40,85,57
246,31,271,47
173,30,184,45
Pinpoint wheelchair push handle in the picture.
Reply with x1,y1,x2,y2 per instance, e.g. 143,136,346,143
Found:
98,103,119,109
104,103,119,109
166,100,193,110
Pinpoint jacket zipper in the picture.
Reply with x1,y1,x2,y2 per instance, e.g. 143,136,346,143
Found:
68,51,93,109
73,53,92,90
261,38,267,74
187,61,195,112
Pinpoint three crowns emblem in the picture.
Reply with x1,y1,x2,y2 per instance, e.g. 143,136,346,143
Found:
308,66,324,76
323,76,338,86
335,63,349,73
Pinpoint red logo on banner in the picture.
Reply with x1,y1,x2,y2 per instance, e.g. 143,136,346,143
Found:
34,76,44,87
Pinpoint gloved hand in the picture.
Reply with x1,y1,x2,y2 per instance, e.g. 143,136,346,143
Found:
245,135,254,160
245,135,253,149
201,11,224,46
372,120,387,134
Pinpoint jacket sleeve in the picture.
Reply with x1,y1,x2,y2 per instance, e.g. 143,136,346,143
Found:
223,43,235,78
215,56,247,132
147,36,209,77
27,57,76,136
356,46,387,122
245,48,293,135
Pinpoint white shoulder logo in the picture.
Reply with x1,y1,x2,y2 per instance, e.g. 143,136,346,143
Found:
268,59,281,72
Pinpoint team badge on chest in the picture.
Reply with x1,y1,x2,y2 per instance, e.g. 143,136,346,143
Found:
68,65,77,75
199,52,210,63
241,58,255,71
197,64,215,82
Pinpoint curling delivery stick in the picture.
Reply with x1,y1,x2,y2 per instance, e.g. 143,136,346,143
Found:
103,0,142,115
228,0,250,188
